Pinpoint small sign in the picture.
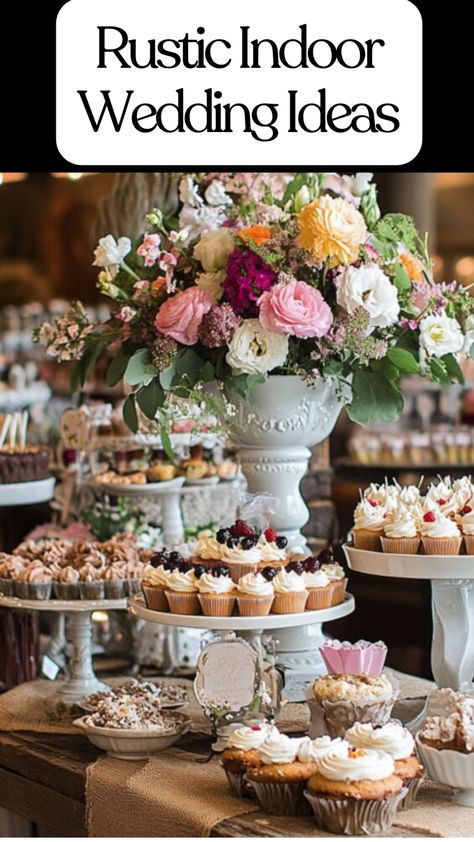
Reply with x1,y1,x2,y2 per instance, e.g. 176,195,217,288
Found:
42,654,61,681
194,636,260,716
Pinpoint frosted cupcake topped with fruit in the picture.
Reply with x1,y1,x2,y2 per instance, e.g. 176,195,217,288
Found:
419,502,462,556
194,520,289,582
352,499,386,551
381,503,420,555
456,502,474,553
363,482,399,513
271,565,308,614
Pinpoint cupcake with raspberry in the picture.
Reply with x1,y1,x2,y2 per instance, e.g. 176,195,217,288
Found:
381,502,421,555
236,571,274,616
301,558,333,610
352,499,386,551
195,520,261,582
271,565,308,614
345,721,425,809
419,504,462,555
197,565,236,616
256,529,289,567
305,746,405,835
221,723,273,798
165,561,200,614
457,503,474,554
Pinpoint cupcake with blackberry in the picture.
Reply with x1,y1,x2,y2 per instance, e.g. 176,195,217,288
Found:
236,570,275,616
197,564,236,616
141,551,181,611
165,561,200,614
195,520,260,582
318,547,348,605
271,564,308,614
256,528,289,567
301,557,333,610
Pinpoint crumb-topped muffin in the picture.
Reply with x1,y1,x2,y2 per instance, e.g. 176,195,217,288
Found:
312,673,393,704
308,673,397,739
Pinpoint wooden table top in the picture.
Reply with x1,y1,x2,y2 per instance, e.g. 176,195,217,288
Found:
0,723,432,837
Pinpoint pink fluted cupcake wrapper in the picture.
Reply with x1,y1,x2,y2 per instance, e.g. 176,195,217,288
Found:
320,640,387,675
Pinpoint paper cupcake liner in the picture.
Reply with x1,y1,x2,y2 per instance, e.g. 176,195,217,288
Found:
329,578,348,606
245,778,312,816
103,579,127,599
79,581,105,600
421,536,463,556
165,590,201,615
381,536,421,555
15,581,52,600
0,578,16,596
319,640,387,675
271,591,308,614
225,769,255,800
236,594,274,616
353,530,382,551
306,585,333,611
304,787,407,835
198,593,235,616
142,584,169,612
463,534,474,554
398,773,425,811
306,695,397,739
53,582,80,600
125,578,141,596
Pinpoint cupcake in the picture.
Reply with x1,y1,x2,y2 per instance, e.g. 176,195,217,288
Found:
301,558,332,610
16,561,53,600
256,529,289,568
381,503,421,555
346,721,425,809
419,505,462,556
0,554,26,596
221,723,272,798
271,567,308,614
195,522,261,582
308,673,397,738
78,562,105,599
245,731,315,815
197,566,236,616
320,561,348,605
54,565,80,599
236,572,274,616
123,559,144,595
457,504,474,554
352,499,386,551
305,746,405,835
103,564,128,598
141,553,181,611
297,735,350,763
165,563,200,614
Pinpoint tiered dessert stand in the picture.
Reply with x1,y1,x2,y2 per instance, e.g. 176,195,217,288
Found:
0,594,126,702
344,546,474,692
0,477,55,507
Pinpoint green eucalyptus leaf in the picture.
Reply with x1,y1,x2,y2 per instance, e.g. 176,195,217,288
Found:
200,361,216,382
106,353,130,387
442,353,464,384
387,347,420,373
159,365,176,391
175,348,203,376
136,379,165,419
124,349,157,386
123,395,138,433
430,358,450,384
159,422,176,464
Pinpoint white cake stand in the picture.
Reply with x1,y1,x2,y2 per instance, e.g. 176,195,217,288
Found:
0,594,126,702
0,477,55,506
344,545,474,692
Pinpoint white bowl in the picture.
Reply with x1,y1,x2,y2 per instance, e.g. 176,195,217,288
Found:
73,713,191,760
416,734,474,807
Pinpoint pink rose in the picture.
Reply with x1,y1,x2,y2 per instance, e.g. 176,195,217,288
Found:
258,279,333,339
154,287,213,345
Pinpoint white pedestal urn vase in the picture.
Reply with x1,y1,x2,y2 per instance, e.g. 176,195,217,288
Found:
231,375,347,700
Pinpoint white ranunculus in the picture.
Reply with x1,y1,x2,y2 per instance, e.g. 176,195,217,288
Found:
226,319,289,374
420,314,464,358
336,264,400,330
178,175,202,207
193,228,234,272
351,172,373,196
196,270,226,302
93,235,131,269
178,204,224,242
204,179,232,207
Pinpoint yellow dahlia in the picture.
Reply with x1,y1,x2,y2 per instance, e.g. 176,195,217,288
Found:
297,195,367,267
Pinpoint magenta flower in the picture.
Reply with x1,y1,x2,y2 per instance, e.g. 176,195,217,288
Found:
223,248,277,316
198,304,241,348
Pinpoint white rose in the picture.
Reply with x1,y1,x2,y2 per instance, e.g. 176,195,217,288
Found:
178,175,202,207
193,228,235,272
93,235,131,269
178,204,224,242
196,270,225,302
204,179,232,207
351,173,373,196
420,314,464,358
226,319,289,374
336,264,400,330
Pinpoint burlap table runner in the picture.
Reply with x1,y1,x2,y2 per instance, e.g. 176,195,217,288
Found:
0,679,78,733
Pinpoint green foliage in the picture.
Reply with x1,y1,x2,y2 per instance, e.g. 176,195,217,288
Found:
124,349,157,386
106,352,130,387
394,264,412,293
136,380,165,419
123,395,138,432
348,369,404,425
387,347,420,374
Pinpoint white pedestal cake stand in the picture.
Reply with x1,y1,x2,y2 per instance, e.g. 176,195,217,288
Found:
0,595,126,702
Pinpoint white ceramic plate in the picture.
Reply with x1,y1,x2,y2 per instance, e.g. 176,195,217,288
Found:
344,544,474,580
73,713,191,760
0,477,55,507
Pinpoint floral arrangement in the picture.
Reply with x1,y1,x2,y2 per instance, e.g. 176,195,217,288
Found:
36,172,474,431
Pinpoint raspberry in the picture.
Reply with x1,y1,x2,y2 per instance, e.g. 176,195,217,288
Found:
251,725,261,731
437,498,447,506
423,511,436,523
367,499,377,507
264,528,278,542
230,519,255,538
461,505,472,515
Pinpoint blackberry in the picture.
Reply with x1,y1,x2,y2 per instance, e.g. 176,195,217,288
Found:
216,528,231,544
275,536,288,549
260,566,278,582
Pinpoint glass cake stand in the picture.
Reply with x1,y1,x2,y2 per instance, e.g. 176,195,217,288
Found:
0,594,127,702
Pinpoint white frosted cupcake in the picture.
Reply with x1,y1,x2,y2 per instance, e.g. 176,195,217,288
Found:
419,506,462,555
236,572,274,616
381,503,420,555
271,568,308,614
352,499,386,551
221,723,273,798
297,736,349,763
320,562,347,605
197,569,236,616
165,566,200,614
141,562,172,611
457,504,474,554
245,731,314,816
303,567,332,610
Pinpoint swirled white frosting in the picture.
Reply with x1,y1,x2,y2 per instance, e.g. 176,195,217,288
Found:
198,572,234,594
219,544,260,564
273,569,307,594
143,564,171,587
297,736,349,763
227,724,272,750
384,505,418,539
237,573,274,596
458,508,474,536
321,563,345,581
257,535,288,563
303,569,330,588
167,569,198,593
346,721,414,760
258,732,302,765
398,485,421,508
419,510,461,538
317,748,395,781
195,537,223,560
353,500,386,532
452,476,474,507
364,483,398,511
